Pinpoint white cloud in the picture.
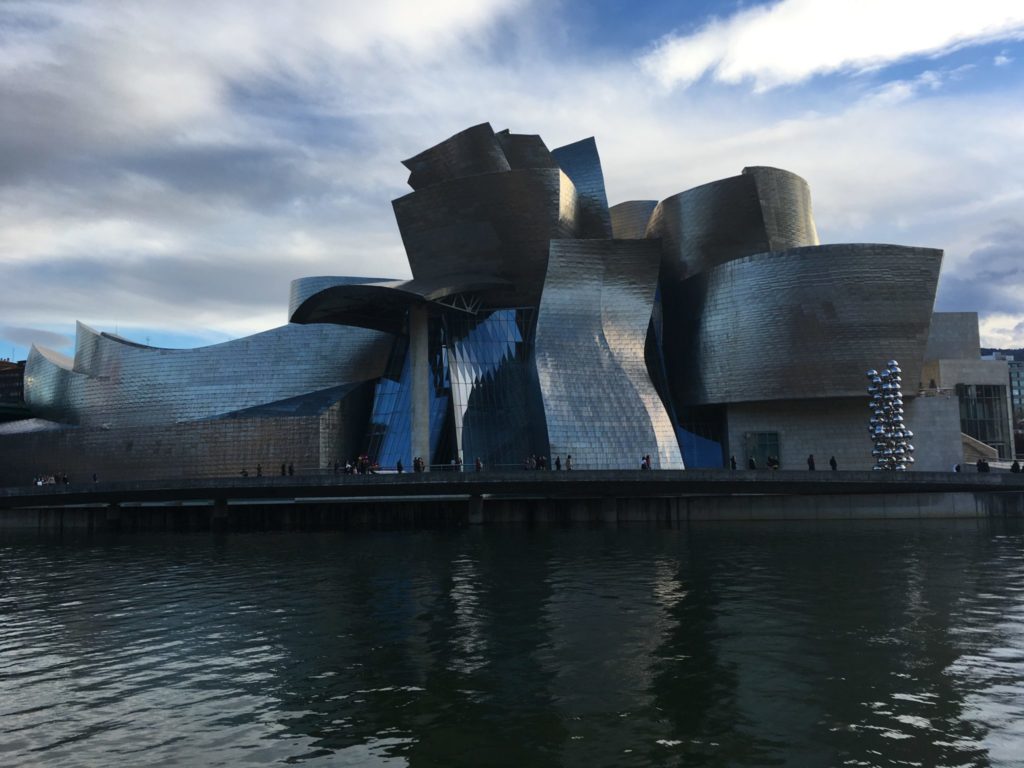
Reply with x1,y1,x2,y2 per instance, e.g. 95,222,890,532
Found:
640,0,1024,91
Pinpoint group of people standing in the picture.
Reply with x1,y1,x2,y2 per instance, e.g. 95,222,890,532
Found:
524,454,572,470
729,454,838,470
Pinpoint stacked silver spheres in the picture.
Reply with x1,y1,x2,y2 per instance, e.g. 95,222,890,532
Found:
867,360,915,471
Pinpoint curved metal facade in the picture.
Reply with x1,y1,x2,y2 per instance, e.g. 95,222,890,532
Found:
535,239,684,469
609,200,657,239
663,244,942,406
401,122,510,190
646,167,819,281
288,276,395,322
25,322,394,427
743,166,819,251
495,129,559,171
2,122,959,481
393,169,579,307
551,137,613,239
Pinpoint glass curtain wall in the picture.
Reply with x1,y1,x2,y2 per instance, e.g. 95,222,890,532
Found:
364,322,451,469
445,308,540,470
956,383,1011,458
365,309,541,470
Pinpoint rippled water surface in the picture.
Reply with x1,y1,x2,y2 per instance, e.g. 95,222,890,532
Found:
2,521,1024,766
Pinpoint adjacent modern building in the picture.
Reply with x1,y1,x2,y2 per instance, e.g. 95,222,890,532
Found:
0,122,986,483
923,313,1015,461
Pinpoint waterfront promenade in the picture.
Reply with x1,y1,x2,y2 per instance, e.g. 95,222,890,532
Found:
3,470,1024,529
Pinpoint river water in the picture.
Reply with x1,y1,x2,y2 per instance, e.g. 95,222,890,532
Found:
2,521,1023,767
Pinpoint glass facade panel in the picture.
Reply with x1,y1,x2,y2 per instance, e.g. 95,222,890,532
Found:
956,383,1011,458
675,405,726,468
365,322,450,469
445,308,541,470
744,431,780,469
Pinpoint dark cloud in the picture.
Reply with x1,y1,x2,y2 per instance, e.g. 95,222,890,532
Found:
0,326,73,350
120,145,332,212
0,249,406,329
935,219,1024,315
5,255,300,317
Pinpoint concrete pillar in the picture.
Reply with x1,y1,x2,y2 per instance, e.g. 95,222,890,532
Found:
409,305,431,471
212,499,229,529
601,496,618,524
468,495,484,525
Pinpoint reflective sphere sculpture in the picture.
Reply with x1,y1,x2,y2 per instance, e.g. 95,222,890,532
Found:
867,360,915,470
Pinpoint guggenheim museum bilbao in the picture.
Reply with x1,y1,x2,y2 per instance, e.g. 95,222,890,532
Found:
0,122,997,483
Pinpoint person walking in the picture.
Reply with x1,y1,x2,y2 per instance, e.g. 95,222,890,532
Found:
555,456,561,471
807,454,815,471
474,457,482,472
730,455,737,470
748,457,757,470
566,455,572,471
829,456,838,471
396,458,404,473
256,463,262,477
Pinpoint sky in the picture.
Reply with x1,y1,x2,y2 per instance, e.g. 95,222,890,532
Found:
2,0,1024,360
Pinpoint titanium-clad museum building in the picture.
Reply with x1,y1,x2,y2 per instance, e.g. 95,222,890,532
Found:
0,123,967,482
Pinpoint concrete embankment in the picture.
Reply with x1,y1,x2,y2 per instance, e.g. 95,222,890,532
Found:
2,470,1023,530
4,470,1024,530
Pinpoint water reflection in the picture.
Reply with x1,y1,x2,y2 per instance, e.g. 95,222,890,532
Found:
0,521,1022,766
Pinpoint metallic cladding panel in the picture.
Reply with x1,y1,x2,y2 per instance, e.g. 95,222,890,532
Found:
551,137,613,238
24,323,394,427
0,393,370,484
392,168,579,307
647,167,819,281
401,123,510,190
663,244,943,406
535,239,685,470
22,346,76,423
609,200,658,239
288,276,395,322
646,173,769,281
290,276,513,332
495,130,559,170
742,166,819,251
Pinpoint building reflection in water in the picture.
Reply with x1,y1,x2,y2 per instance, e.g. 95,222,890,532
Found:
2,523,1024,766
